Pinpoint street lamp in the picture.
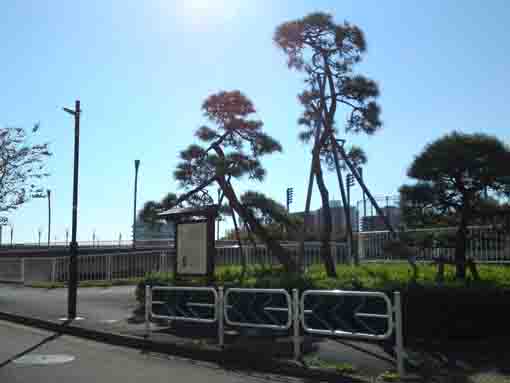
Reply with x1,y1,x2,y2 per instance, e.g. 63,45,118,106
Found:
63,99,81,320
47,189,51,247
132,160,140,249
38,227,42,247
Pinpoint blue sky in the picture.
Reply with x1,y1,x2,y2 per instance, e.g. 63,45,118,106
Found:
1,0,509,243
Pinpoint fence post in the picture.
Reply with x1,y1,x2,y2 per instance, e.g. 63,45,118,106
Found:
218,286,224,348
292,288,301,361
394,292,405,378
107,255,112,280
51,258,56,282
159,252,165,273
145,285,152,339
358,233,364,263
21,258,26,284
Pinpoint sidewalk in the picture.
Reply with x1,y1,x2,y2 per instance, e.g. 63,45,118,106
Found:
0,284,396,379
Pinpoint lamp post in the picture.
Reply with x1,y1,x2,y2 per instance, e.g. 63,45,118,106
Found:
63,99,81,320
132,160,140,249
47,189,51,247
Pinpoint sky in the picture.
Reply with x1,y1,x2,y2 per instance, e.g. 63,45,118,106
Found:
1,0,509,243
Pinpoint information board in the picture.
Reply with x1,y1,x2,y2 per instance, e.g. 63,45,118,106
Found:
177,221,208,275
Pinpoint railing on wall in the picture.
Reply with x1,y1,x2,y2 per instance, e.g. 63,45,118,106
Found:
358,225,510,262
145,286,406,377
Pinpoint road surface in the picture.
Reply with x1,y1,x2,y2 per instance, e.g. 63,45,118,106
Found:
0,320,306,383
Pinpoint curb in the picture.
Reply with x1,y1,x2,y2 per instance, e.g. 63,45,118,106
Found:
0,311,362,382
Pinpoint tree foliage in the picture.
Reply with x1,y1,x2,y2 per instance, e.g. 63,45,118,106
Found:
173,90,297,272
275,12,382,273
400,132,510,279
0,123,51,220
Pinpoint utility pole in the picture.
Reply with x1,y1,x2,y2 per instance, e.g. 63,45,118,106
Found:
63,100,81,320
10,226,13,247
47,189,51,247
346,174,354,213
38,228,42,246
286,187,294,212
335,140,396,236
66,228,69,247
92,229,96,247
359,167,367,218
133,160,140,249
217,188,221,241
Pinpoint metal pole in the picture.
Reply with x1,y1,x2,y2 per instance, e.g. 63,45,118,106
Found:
10,226,13,247
217,188,221,241
336,142,396,236
64,99,81,320
292,289,301,361
394,292,405,378
359,167,367,218
47,189,51,247
133,160,140,249
218,287,224,348
145,285,151,339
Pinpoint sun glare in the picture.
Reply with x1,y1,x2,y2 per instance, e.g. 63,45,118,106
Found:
172,0,243,29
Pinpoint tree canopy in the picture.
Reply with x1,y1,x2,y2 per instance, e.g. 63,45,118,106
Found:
400,131,510,278
172,90,297,272
0,124,51,221
274,11,382,272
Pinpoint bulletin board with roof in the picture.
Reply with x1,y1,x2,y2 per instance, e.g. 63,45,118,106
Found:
158,205,218,283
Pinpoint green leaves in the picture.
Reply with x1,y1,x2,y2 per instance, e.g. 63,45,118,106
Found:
0,125,51,213
401,132,510,228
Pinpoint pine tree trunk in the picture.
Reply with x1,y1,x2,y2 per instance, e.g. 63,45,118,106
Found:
455,216,468,280
217,177,297,273
313,158,337,277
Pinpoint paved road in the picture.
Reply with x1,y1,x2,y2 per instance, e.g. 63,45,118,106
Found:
0,284,136,324
0,320,306,383
0,284,394,376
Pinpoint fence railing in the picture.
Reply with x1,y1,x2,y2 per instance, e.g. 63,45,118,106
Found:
0,239,173,250
2,229,509,284
145,286,406,377
358,225,510,262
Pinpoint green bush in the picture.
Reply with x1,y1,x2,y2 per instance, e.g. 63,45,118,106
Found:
135,263,510,305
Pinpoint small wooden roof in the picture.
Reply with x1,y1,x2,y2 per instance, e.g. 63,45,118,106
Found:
158,204,219,220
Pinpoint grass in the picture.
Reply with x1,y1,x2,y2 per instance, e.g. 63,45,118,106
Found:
27,262,510,292
304,356,357,375
27,277,142,289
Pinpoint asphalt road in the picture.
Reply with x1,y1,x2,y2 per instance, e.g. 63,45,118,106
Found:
0,320,306,383
0,284,136,324
0,284,395,376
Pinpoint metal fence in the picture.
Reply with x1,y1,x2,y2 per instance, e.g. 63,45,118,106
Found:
2,230,509,284
0,239,173,250
0,250,174,284
215,242,349,268
358,225,510,262
145,286,405,376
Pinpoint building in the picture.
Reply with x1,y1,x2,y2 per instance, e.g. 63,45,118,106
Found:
293,201,359,239
361,206,402,231
133,219,175,242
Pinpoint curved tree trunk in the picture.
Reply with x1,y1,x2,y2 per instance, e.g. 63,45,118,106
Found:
230,207,247,282
217,177,297,273
455,209,469,280
313,157,336,277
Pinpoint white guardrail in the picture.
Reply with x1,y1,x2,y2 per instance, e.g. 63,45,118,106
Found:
145,286,406,377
